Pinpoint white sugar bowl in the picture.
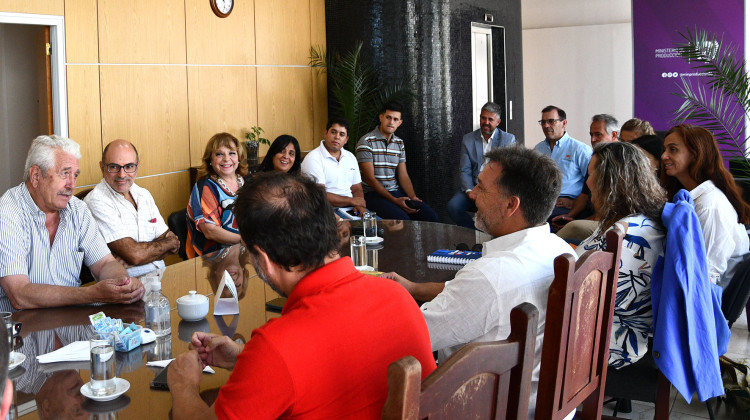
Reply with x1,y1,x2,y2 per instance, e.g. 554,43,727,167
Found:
176,290,209,321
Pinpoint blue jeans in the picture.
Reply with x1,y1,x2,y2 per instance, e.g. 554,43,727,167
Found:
363,188,438,222
447,191,477,229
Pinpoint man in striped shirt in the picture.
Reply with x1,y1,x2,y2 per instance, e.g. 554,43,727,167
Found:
355,102,438,221
0,135,145,311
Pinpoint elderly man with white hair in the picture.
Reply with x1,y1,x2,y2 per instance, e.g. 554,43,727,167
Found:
0,135,145,311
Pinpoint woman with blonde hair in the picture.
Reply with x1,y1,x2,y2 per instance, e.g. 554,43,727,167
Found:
578,141,667,368
186,132,249,258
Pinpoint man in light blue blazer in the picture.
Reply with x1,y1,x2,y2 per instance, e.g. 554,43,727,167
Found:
448,102,516,228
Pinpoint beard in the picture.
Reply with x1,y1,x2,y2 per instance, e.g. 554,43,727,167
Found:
251,257,287,298
473,212,490,234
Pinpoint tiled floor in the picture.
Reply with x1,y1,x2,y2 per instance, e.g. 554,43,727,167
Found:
600,310,750,419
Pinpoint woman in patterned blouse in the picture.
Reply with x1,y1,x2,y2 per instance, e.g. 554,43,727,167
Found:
186,133,249,258
577,142,667,368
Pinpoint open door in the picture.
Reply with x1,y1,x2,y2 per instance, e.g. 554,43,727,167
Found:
37,26,54,135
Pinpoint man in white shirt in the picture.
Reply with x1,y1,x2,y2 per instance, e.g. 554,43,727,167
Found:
0,135,144,311
301,118,367,219
84,140,180,277
383,146,575,418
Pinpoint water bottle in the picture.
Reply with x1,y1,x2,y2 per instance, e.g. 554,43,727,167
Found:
145,280,171,337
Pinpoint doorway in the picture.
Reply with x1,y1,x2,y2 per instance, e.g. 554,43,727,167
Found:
0,12,67,192
471,23,507,131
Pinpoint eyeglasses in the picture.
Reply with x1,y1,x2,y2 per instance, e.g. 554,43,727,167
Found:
538,119,563,126
105,163,138,173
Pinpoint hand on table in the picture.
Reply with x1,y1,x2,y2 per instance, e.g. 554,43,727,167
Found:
380,272,416,294
189,331,243,370
168,350,203,391
95,277,145,304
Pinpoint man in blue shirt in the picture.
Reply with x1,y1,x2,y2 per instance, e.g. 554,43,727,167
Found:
533,105,591,220
447,102,516,229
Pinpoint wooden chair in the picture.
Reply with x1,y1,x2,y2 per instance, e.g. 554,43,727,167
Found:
382,302,539,420
535,230,623,420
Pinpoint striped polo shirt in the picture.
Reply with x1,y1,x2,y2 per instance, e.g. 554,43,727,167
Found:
0,183,110,312
355,127,406,193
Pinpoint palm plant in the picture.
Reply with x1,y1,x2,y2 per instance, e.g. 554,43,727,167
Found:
673,27,750,178
310,42,414,152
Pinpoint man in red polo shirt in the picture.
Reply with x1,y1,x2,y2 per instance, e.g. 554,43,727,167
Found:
168,171,436,419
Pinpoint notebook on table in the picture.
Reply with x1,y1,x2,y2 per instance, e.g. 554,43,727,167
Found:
427,249,482,266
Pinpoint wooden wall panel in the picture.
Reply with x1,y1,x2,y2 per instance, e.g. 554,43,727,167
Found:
135,171,191,221
257,67,314,153
312,67,328,144
309,0,327,139
97,0,186,64
99,66,190,175
0,0,62,15
64,0,98,63
254,0,310,65
185,0,256,65
310,0,326,47
187,66,258,167
66,65,103,186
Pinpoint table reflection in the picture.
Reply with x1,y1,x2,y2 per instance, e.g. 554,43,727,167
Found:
201,245,251,300
8,221,489,419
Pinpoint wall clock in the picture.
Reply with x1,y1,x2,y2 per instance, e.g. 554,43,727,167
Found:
210,0,233,18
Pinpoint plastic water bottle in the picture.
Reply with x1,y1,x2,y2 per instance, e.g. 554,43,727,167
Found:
145,280,171,337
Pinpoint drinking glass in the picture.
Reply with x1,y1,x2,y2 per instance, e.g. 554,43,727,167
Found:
366,247,379,271
89,333,116,396
349,235,367,267
0,312,18,348
363,212,378,240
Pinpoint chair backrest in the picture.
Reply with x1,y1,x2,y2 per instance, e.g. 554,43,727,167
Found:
722,252,750,326
74,188,92,200
382,302,539,420
168,210,188,260
535,230,623,420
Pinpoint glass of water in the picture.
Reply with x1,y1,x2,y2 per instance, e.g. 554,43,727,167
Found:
350,235,367,267
89,332,116,396
362,212,378,241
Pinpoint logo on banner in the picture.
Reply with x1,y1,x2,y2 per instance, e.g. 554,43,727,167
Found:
661,72,679,78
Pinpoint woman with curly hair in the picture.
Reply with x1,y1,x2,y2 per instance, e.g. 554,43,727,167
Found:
578,141,667,368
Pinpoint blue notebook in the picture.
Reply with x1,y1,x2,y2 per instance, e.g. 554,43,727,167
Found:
427,249,482,265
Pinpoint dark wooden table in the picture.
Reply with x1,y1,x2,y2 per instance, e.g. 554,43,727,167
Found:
8,221,489,419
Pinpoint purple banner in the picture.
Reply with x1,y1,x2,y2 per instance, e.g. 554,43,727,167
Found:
633,0,744,132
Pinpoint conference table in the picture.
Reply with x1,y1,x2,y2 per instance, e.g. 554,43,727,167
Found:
8,220,490,419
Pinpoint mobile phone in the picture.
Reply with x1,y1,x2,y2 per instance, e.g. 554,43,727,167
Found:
265,297,287,313
150,363,171,390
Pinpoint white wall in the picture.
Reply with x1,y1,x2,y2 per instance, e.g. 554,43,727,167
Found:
521,1,633,146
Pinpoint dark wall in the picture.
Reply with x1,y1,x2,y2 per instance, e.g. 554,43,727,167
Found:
325,0,524,222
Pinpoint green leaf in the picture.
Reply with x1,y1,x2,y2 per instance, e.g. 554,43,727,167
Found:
673,27,750,178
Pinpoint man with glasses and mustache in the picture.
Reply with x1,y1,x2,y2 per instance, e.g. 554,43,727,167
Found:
533,105,592,220
85,140,180,277
0,136,144,311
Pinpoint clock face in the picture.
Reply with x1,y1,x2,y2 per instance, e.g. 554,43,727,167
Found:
211,0,234,17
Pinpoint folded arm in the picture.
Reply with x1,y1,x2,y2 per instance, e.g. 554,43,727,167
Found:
108,230,180,266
